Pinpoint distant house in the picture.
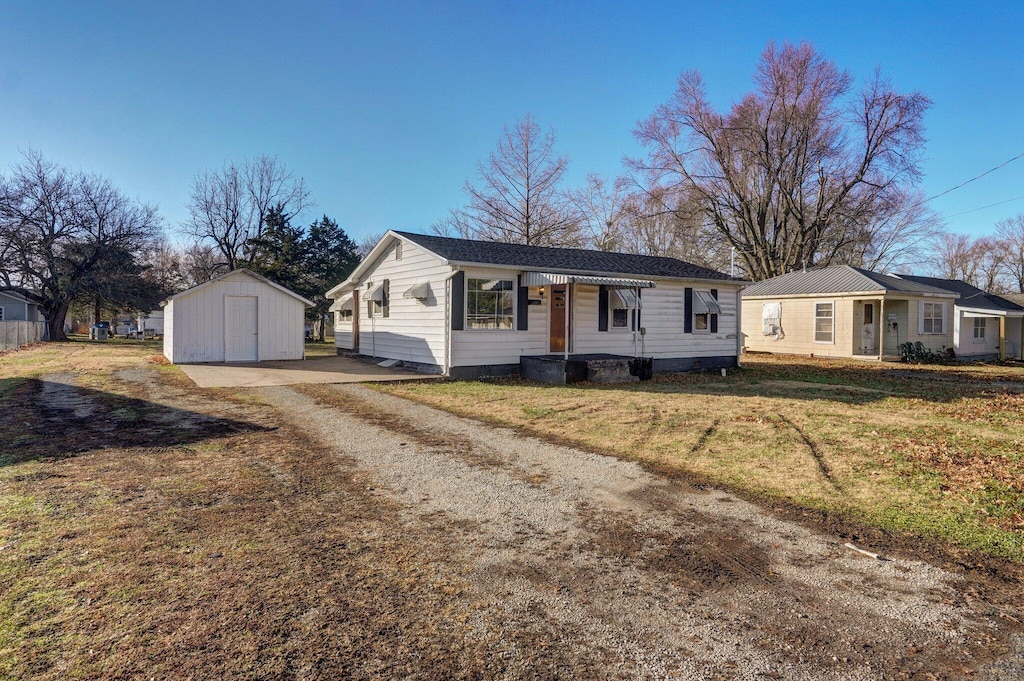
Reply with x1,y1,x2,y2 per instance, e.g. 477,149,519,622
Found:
327,231,743,379
741,265,957,360
895,276,1024,360
0,291,43,322
161,269,313,364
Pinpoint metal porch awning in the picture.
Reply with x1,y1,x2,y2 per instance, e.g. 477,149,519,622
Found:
520,272,656,289
365,282,385,301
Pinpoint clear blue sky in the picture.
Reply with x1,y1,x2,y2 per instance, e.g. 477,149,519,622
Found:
2,1,1023,245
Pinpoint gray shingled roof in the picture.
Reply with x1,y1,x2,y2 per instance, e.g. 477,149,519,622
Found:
395,231,735,282
897,275,1024,314
742,265,955,298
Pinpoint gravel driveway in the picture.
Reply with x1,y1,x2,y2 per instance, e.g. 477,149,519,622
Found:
260,383,1023,680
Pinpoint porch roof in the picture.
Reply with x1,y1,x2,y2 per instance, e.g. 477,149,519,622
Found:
521,272,656,289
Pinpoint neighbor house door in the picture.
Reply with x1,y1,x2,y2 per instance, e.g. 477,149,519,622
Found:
225,296,258,361
549,285,569,353
861,302,875,354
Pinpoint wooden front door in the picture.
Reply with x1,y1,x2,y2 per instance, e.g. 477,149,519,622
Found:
549,285,569,353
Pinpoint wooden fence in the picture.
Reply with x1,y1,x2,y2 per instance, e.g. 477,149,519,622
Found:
0,321,47,352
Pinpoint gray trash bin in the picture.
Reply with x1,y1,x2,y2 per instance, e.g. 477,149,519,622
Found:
91,325,109,341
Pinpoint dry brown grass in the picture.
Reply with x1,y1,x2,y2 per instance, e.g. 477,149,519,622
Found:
0,341,545,679
373,354,1024,560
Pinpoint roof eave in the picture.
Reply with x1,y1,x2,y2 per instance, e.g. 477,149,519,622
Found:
446,260,735,284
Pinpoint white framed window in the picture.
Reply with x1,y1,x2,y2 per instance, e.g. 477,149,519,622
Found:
366,281,388,318
692,290,720,334
467,278,514,329
339,309,353,322
921,302,944,334
814,302,834,343
973,317,986,340
610,288,638,330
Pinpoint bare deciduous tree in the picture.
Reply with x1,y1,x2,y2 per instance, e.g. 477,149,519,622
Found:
566,174,631,251
184,154,310,271
633,41,931,281
831,189,943,272
0,152,161,340
439,114,583,246
995,214,1024,293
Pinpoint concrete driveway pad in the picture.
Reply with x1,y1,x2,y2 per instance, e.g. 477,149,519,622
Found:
177,354,439,388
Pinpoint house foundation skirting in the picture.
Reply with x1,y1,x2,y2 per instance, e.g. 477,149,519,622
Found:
652,355,738,373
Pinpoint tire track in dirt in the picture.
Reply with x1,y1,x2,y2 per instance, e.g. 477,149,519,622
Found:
258,382,1023,680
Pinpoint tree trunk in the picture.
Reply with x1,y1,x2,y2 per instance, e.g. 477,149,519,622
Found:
46,300,71,341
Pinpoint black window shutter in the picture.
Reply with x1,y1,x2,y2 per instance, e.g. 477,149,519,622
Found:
517,275,529,331
684,287,693,333
451,271,465,331
382,279,390,318
634,288,642,331
710,288,718,333
598,285,609,331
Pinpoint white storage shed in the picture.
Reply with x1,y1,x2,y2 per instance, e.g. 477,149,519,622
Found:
162,269,313,364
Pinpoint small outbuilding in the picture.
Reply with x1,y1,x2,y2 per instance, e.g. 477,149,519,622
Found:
162,269,313,364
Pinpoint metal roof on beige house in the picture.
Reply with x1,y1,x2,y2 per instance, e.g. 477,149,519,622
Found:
742,265,957,298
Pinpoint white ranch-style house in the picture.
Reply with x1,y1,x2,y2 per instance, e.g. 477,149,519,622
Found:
328,231,743,380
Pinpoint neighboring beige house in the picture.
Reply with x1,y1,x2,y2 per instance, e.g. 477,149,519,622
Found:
896,276,1024,360
741,265,957,360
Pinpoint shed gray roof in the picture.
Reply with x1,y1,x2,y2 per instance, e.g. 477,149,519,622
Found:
395,231,735,282
742,265,956,298
896,275,1024,314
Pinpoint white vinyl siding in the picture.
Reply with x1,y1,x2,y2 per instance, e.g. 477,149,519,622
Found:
814,303,834,343
349,239,450,366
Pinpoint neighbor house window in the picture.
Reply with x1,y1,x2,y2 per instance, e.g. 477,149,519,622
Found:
467,278,514,329
814,302,834,343
973,317,986,340
0,306,4,321
921,302,944,334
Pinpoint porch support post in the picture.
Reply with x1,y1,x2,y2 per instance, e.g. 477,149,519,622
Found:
878,298,886,361
1000,316,1006,361
564,283,570,361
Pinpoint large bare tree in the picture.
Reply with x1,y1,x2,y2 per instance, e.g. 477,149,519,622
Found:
184,154,310,271
995,214,1024,292
0,152,161,340
437,114,582,246
633,42,931,281
566,174,632,251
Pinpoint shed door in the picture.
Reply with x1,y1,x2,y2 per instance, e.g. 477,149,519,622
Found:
225,296,258,362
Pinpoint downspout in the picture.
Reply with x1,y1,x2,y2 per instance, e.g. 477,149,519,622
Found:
633,285,639,358
735,287,743,367
443,267,460,376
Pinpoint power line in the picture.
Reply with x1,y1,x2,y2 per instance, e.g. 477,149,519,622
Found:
946,193,1024,218
925,151,1024,203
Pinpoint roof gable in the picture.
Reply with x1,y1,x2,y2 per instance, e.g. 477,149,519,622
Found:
895,275,1024,314
163,269,314,307
395,231,735,282
742,265,957,298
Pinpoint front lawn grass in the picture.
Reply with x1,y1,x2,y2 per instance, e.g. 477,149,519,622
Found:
374,354,1024,561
